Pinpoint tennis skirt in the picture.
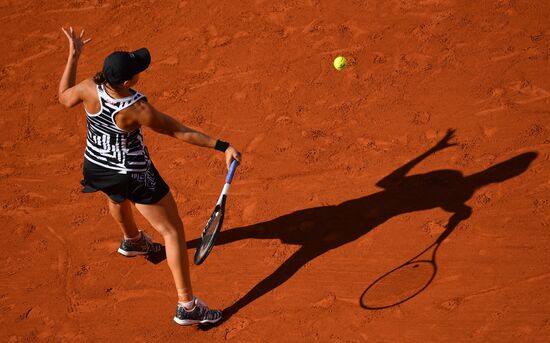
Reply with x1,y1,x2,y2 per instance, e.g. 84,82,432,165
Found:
81,159,170,204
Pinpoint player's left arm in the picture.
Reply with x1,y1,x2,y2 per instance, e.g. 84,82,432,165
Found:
58,27,91,108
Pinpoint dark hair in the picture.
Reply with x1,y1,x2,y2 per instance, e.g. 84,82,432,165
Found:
93,71,122,89
93,71,106,84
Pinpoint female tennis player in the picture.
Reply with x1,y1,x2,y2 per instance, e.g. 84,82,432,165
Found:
58,27,241,325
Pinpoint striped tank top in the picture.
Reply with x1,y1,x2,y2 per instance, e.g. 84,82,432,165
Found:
84,84,150,173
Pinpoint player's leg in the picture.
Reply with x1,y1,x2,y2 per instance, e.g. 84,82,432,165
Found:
135,191,222,325
107,197,140,238
134,192,193,301
108,197,162,256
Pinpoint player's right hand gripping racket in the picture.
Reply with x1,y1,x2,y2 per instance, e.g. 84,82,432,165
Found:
194,160,239,265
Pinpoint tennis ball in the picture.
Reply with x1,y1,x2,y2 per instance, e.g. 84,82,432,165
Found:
333,56,347,71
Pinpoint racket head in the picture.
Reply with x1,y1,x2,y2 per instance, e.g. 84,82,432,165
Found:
194,197,226,265
360,260,436,310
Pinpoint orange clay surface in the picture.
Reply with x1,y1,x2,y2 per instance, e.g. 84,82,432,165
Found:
1,1,549,342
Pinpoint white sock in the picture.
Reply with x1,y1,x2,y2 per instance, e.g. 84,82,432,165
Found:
125,231,142,241
178,297,196,311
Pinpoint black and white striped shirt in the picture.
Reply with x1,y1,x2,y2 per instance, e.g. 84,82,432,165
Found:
84,84,150,173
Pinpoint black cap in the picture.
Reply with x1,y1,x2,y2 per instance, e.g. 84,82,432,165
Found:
102,48,151,85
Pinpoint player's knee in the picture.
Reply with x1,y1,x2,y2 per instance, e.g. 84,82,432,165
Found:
156,221,183,238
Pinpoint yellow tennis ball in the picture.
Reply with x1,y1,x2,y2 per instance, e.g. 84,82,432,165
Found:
333,56,347,71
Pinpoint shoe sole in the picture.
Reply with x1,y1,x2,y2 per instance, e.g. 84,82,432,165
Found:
117,248,149,257
173,316,222,326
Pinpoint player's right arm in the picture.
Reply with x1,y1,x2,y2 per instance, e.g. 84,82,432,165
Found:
119,100,242,167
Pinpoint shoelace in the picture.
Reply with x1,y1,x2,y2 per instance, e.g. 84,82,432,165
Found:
141,231,153,243
141,231,162,253
194,297,208,309
194,297,221,320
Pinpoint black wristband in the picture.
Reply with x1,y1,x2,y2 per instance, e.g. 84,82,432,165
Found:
214,140,230,152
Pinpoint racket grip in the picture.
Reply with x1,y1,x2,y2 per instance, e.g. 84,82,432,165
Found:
225,160,239,184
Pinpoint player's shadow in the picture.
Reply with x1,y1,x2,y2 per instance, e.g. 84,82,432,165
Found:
145,246,166,264
188,129,537,328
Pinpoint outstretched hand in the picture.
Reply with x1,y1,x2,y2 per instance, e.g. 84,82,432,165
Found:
61,27,91,58
433,129,457,151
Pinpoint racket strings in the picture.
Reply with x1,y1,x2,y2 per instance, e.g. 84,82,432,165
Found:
195,209,224,264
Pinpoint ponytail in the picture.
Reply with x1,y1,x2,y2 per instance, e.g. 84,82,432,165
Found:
93,71,106,85
94,71,123,89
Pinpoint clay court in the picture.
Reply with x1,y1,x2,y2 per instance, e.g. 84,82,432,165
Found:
1,0,549,341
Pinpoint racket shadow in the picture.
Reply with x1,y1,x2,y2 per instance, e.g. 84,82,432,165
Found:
360,259,437,310
189,131,537,327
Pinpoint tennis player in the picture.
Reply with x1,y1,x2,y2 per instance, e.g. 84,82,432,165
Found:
58,27,241,325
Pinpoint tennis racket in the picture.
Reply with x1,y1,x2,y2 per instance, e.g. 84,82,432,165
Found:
194,159,239,265
360,225,452,310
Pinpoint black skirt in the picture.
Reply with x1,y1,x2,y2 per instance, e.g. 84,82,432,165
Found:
81,159,170,204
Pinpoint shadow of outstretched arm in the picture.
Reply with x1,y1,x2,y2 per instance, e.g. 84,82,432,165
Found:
377,129,456,189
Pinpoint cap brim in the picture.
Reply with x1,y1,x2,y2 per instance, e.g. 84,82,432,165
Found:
131,48,151,74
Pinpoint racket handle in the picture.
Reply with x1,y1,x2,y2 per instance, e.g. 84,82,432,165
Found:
225,160,239,184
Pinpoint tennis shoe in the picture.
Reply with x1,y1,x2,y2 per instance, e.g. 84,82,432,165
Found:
117,230,162,257
174,297,222,326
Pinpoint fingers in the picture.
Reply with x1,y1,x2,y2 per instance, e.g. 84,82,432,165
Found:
446,128,456,137
61,27,71,39
62,26,91,46
441,129,455,142
231,148,242,163
61,26,76,40
233,151,242,162
226,155,241,169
